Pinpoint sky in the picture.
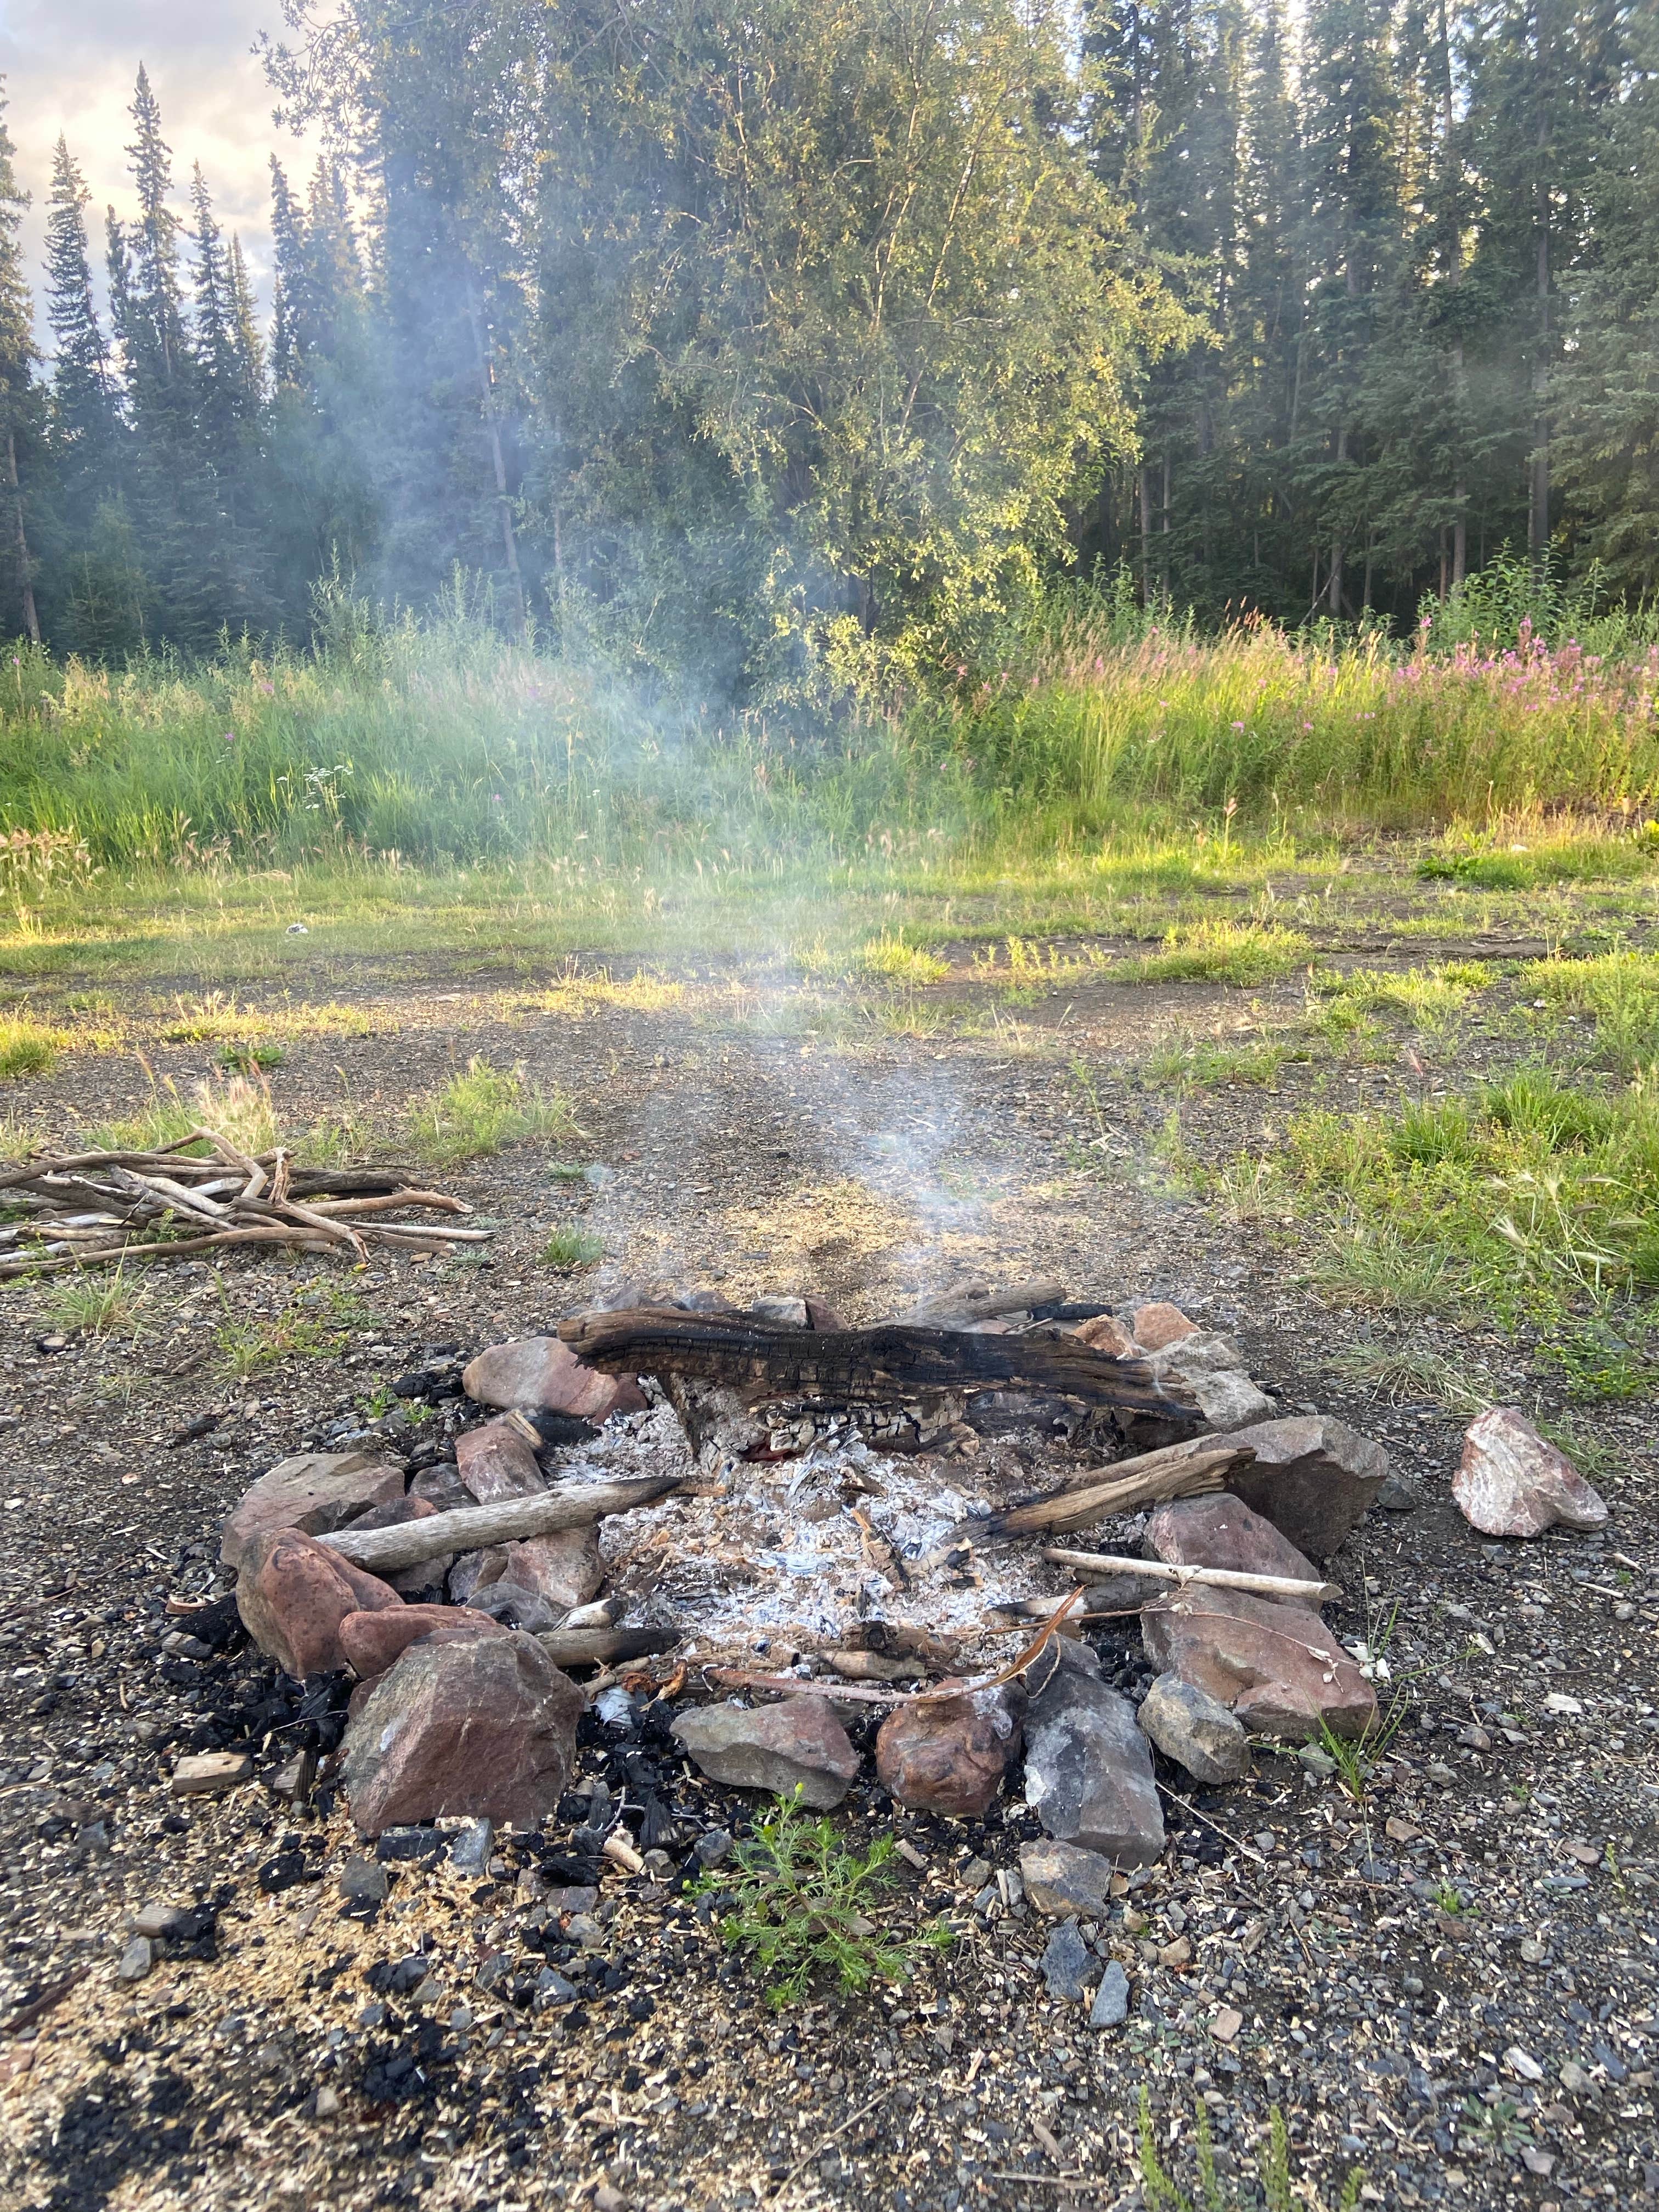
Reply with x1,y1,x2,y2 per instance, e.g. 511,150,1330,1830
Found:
0,0,320,324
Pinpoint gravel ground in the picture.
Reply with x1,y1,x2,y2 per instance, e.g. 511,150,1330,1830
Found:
0,936,1655,2212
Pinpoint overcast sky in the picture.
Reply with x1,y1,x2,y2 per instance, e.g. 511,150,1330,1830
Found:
0,0,319,324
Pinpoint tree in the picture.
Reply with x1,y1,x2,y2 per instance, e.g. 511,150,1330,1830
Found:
0,83,40,644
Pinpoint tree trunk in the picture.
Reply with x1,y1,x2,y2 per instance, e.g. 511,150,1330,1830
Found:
1138,464,1154,603
1328,427,1347,617
465,287,527,636
1529,2,1551,582
4,435,39,650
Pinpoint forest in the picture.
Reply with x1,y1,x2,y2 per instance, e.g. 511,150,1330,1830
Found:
0,0,1654,696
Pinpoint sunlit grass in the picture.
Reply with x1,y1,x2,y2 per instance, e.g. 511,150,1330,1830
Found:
1527,949,1659,1073
855,931,950,984
403,1058,577,1167
0,1014,70,1077
539,1225,605,1269
1118,918,1313,987
88,1073,281,1158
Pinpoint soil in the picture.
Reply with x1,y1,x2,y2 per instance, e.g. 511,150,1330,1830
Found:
0,940,1655,2212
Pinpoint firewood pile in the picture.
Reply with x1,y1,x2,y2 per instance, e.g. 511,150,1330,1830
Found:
0,1128,488,1276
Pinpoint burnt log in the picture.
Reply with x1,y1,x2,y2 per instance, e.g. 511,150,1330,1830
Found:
558,1307,1200,1424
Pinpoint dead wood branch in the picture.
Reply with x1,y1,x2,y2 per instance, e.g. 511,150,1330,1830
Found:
901,1278,1065,1326
968,1440,1248,1541
1040,1546,1340,1603
538,1625,680,1669
318,1476,684,1572
559,1307,1198,1423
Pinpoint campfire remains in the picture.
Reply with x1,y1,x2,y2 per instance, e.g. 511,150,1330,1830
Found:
202,1275,1609,1904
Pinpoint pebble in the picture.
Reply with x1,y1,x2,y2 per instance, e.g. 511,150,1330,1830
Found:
1088,1959,1131,2029
171,1752,251,1797
1039,1919,1097,2001
117,1936,155,1982
129,1902,190,1940
1137,1673,1250,1784
449,1818,494,1872
338,1855,390,1903
1019,1838,1116,1919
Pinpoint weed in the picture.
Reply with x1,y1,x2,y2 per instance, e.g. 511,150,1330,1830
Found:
1541,1318,1650,1401
1120,918,1312,987
855,932,949,984
88,1071,280,1157
161,991,373,1044
1457,2090,1532,2158
1327,1336,1493,1415
219,1041,286,1073
1527,949,1659,1072
1432,1882,1464,1915
540,1225,604,1269
215,1283,370,1378
0,1015,69,1077
361,1383,398,1420
701,1791,951,2008
1534,1413,1624,1485
43,1262,146,1340
1136,2092,1362,2212
403,1058,576,1167
545,1161,589,1181
1313,962,1492,1040
1139,1028,1289,1091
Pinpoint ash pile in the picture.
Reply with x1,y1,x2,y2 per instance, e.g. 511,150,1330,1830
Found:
208,1275,1609,1909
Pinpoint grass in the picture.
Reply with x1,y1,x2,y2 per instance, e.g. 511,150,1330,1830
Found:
160,991,375,1044
1327,1336,1493,1415
88,1072,281,1158
855,931,950,984
1139,1028,1290,1090
539,1225,604,1269
1527,949,1659,1073
701,1792,952,2008
214,1283,372,1378
1118,918,1313,986
1311,961,1493,1042
43,1261,146,1339
1136,2092,1363,2212
1252,1062,1659,1327
402,1058,577,1167
0,1014,70,1077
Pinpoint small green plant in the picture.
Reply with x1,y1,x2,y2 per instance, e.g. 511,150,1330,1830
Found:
403,1057,577,1167
215,1282,371,1379
701,1791,951,2008
1139,1028,1288,1091
1432,1882,1464,1916
540,1225,604,1269
1136,2093,1362,2212
361,1383,398,1420
1457,2089,1532,2157
1541,1318,1650,1402
855,930,949,984
219,1041,285,1073
1120,918,1313,988
43,1261,146,1340
0,1014,70,1077
545,1161,589,1181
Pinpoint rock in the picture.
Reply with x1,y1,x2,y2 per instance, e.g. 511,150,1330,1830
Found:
503,1527,605,1612
341,1494,454,1595
455,1418,545,1503
409,1462,472,1512
1040,1918,1097,2000
450,1547,508,1603
1071,1313,1136,1357
1128,1301,1200,1352
469,1581,563,1633
1090,1959,1131,2028
1023,1645,1165,1865
129,1902,190,1940
267,1749,317,1805
235,1527,404,1679
692,1829,733,1869
672,1696,861,1809
313,2086,340,2119
461,1338,646,1424
1374,1471,1420,1511
1019,1838,1116,1918
339,1853,390,1901
171,1751,252,1797
1141,1589,1376,1740
803,1295,848,1331
337,1604,506,1678
1146,1494,1324,1609
1143,1339,1276,1432
1218,1415,1389,1559
1453,1407,1608,1537
874,1681,1023,1819
750,1295,809,1326
117,1936,155,1982
449,1819,494,1873
341,1630,584,1836
219,1450,404,1568
1137,1673,1251,1784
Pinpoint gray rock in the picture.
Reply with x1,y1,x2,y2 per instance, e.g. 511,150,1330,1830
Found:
117,1936,155,1982
595,1686,639,1730
693,1828,733,1869
1023,1646,1165,1865
1040,1918,1097,2001
128,1902,190,1940
536,1968,578,2007
339,1854,390,1901
1019,1838,1116,1918
469,1580,564,1634
1374,1471,1420,1511
1090,1959,1131,2029
1137,1673,1251,1784
749,1295,809,1327
1220,1414,1389,1560
449,1818,494,1872
672,1695,861,1809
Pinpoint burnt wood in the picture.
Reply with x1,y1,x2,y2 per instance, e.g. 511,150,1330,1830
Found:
558,1306,1201,1423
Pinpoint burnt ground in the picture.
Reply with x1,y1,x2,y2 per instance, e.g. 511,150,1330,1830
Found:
0,936,1655,2212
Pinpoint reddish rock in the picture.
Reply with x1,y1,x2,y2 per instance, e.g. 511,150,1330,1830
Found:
235,1529,403,1679
1141,1588,1376,1740
1454,1408,1608,1537
1128,1301,1200,1353
461,1338,646,1424
1146,1495,1324,1610
456,1418,544,1503
804,1295,849,1332
1219,1414,1389,1559
341,1493,455,1596
337,1604,506,1678
876,1681,1023,1818
450,1547,508,1603
502,1527,604,1612
672,1696,861,1808
219,1451,404,1568
342,1631,585,1835
1071,1313,1136,1357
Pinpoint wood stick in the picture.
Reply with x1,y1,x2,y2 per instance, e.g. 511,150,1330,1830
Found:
902,1277,1066,1326
318,1475,685,1571
970,1443,1246,1541
1040,1546,1340,1603
539,1624,680,1669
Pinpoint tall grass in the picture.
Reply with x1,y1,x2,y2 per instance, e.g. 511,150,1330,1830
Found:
2,591,1658,879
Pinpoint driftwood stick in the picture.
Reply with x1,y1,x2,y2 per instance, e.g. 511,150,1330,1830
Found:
1041,1546,1341,1603
539,1625,680,1669
319,1475,684,1572
0,1224,340,1275
902,1277,1066,1326
970,1442,1246,1542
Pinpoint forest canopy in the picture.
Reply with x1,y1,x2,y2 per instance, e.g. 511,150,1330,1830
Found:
0,0,1655,692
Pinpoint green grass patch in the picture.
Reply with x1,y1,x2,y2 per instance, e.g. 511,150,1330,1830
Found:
403,1058,577,1167
43,1262,148,1341
1248,1062,1659,1327
1118,918,1313,987
702,1792,952,2008
215,1283,373,1379
0,1015,70,1077
1313,961,1493,1040
1418,826,1659,889
89,1073,281,1159
854,932,950,984
1138,1030,1290,1090
1526,949,1659,1073
539,1226,605,1269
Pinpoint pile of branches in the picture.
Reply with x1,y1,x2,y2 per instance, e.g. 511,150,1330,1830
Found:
0,1127,490,1276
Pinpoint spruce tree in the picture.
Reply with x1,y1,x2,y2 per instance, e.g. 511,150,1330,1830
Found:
0,83,40,643
44,140,117,473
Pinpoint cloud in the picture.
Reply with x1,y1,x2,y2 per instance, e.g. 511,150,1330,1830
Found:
0,0,320,321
